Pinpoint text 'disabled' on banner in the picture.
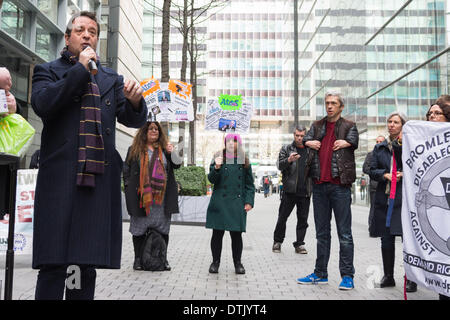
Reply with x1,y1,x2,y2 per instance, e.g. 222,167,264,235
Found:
401,120,450,297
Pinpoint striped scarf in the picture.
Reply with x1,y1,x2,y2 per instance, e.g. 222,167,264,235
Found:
61,48,105,187
138,147,167,215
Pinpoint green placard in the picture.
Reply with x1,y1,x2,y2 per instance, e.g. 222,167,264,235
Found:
218,94,242,110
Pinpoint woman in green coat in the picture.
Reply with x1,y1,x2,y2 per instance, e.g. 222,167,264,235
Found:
206,133,255,274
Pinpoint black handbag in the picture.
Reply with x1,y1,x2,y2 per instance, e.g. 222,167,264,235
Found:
140,228,167,271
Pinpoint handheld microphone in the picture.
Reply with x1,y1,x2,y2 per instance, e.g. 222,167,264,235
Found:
83,45,98,75
88,59,98,75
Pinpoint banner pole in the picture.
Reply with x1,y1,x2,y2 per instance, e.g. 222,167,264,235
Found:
3,156,19,300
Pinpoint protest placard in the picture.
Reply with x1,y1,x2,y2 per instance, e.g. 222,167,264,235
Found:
0,169,38,255
205,95,253,133
140,77,194,122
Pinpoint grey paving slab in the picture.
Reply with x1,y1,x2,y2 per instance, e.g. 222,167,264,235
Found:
0,193,439,300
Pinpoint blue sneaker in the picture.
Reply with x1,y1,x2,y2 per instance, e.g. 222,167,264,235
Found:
296,273,328,285
339,276,354,290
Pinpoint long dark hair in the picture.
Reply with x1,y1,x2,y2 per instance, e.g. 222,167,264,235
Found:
127,121,168,161
215,136,250,169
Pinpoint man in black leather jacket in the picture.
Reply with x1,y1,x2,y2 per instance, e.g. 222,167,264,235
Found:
297,92,358,290
272,126,312,254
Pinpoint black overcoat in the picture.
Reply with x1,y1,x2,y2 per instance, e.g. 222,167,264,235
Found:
368,140,403,236
123,147,180,217
31,59,147,269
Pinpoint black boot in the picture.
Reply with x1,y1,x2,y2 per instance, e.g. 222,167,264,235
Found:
133,257,142,271
132,235,145,271
234,262,245,275
406,280,417,292
162,234,171,271
380,247,395,288
209,261,220,274
380,275,395,287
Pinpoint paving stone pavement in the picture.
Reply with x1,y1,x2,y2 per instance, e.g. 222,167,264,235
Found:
0,193,438,300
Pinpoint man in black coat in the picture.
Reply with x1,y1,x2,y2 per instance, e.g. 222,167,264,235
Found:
362,135,385,237
0,67,19,221
31,11,147,300
272,126,312,254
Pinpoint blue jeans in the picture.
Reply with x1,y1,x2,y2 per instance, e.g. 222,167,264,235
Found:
312,183,355,279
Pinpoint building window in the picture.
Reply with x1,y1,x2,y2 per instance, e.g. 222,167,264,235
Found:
37,0,59,24
1,1,30,47
36,21,52,61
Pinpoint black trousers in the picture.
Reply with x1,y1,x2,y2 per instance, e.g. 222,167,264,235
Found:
210,229,242,265
273,192,310,247
35,265,97,300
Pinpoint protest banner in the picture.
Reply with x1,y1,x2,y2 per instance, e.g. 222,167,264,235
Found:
140,77,194,122
205,94,253,133
0,169,37,255
401,121,450,297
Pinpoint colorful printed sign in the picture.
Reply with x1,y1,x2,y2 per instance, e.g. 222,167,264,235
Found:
140,77,194,122
205,95,253,133
218,94,242,111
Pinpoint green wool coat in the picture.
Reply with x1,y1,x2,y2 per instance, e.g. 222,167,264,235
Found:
206,159,255,232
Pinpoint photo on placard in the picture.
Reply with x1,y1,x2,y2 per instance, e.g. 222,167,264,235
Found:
158,90,171,102
218,118,236,131
151,105,161,115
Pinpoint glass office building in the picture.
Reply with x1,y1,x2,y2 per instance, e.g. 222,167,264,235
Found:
202,0,449,171
299,0,449,165
142,0,449,175
205,1,304,166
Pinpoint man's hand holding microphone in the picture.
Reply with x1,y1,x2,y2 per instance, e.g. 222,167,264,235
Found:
79,45,98,74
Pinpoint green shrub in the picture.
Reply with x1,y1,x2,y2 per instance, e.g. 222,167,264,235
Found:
174,166,207,196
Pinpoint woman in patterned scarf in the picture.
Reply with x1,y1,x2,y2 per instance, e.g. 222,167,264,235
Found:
123,121,180,271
